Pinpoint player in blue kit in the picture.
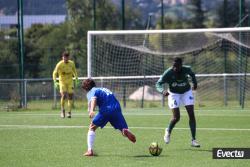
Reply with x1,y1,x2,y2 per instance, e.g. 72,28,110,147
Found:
82,78,136,156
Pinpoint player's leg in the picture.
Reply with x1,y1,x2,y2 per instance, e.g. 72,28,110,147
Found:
185,105,196,140
67,93,73,118
59,82,67,118
182,89,200,147
122,128,136,143
60,93,67,118
84,122,98,156
109,106,136,143
84,112,108,156
164,92,181,143
164,108,180,143
185,105,200,147
168,108,180,133
67,83,74,118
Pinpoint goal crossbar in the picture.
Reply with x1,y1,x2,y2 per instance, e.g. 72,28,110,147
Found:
88,27,250,35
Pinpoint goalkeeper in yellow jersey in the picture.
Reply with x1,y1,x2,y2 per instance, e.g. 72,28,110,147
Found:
53,52,79,118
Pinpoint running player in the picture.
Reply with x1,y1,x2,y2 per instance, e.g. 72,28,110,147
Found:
156,57,200,147
82,78,136,156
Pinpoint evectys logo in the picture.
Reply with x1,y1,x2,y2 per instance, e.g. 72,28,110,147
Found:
213,148,250,159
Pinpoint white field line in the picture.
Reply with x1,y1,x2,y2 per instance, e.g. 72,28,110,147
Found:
1,113,250,117
0,124,250,131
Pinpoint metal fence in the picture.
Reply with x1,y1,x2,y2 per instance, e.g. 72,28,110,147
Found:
0,74,249,110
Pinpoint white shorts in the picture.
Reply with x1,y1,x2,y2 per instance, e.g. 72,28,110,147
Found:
168,89,194,109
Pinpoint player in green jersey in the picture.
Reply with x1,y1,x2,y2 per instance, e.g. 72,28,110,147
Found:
156,57,200,147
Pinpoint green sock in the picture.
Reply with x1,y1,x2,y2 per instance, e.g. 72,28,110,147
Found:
168,120,177,134
189,120,196,140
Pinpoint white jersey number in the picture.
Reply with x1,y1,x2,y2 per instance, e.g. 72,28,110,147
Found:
101,88,112,95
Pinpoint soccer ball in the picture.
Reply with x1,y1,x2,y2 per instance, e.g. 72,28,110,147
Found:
149,142,162,156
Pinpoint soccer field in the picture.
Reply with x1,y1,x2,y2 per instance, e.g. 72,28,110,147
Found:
0,108,250,167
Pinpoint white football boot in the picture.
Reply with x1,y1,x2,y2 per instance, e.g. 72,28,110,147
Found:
191,139,200,147
60,109,65,118
164,129,171,144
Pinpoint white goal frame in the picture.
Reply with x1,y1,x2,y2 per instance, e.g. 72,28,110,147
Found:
87,27,250,78
87,27,250,108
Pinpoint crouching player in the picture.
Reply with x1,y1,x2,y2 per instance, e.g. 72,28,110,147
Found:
82,78,136,156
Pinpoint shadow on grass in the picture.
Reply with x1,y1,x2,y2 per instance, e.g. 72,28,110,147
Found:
182,148,212,152
94,154,167,158
134,154,168,158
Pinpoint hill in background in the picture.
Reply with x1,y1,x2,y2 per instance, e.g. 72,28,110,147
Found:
0,0,66,15
0,0,221,16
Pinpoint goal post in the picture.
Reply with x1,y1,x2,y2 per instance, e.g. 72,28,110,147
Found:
87,27,250,109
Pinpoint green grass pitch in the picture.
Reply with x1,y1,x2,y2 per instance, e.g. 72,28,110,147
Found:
0,108,250,167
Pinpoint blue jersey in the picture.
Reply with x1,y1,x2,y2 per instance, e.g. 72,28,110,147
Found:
87,87,120,113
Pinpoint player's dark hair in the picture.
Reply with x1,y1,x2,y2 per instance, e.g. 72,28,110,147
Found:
62,52,70,57
82,78,96,91
173,57,182,65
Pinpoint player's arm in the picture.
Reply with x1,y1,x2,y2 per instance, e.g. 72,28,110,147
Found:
52,63,60,88
156,70,169,96
188,68,197,90
88,97,97,118
52,63,60,82
72,61,80,86
72,61,78,79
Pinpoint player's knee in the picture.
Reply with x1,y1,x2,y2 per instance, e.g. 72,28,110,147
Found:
61,94,67,99
172,116,180,123
68,94,73,100
89,126,95,131
89,123,97,131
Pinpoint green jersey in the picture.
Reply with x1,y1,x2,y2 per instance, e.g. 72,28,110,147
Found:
156,66,197,94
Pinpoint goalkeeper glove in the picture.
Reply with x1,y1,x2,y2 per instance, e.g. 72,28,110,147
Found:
75,78,80,87
54,81,59,89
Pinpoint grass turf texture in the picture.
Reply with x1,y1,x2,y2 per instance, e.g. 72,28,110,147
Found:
0,109,250,167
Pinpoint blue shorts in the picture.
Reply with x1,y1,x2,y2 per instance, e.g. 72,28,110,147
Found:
92,106,128,131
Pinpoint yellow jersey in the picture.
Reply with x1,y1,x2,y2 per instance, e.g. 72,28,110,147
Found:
53,60,77,84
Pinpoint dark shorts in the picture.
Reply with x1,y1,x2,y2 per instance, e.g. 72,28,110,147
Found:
92,107,128,131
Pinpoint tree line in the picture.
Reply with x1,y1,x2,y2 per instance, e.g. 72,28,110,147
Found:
0,0,249,79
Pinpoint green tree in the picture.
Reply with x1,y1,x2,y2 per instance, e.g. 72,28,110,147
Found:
95,0,120,30
188,0,205,28
35,23,70,77
159,4,195,29
215,0,249,28
0,29,19,78
66,0,92,76
66,0,142,76
24,24,53,78
0,0,144,79
23,23,70,78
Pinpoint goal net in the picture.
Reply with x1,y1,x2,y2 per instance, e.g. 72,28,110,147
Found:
87,28,250,109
